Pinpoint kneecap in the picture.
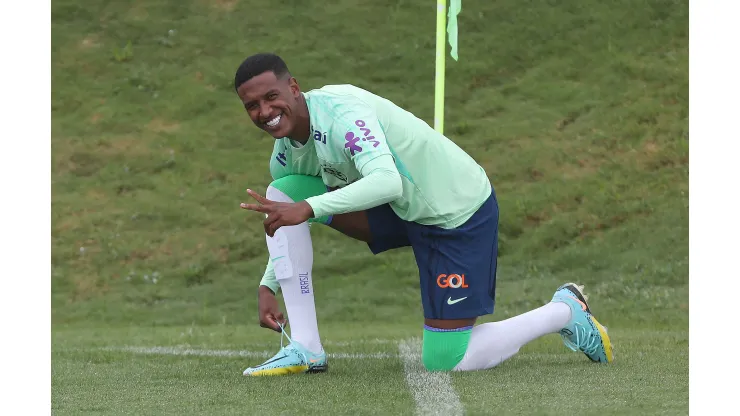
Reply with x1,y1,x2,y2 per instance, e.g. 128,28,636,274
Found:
268,175,331,224
421,328,472,372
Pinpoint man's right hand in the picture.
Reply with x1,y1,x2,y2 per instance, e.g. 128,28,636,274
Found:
258,285,286,332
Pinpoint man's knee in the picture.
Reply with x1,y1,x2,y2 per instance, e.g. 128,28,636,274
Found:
267,175,331,224
421,327,472,372
265,183,293,202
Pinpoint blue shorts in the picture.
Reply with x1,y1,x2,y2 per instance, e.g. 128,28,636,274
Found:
366,190,499,320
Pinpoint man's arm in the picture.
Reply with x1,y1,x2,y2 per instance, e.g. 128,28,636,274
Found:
304,154,401,218
304,108,403,218
240,107,402,235
257,258,286,332
259,257,280,294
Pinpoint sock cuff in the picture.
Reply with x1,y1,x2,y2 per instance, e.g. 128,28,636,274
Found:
424,325,473,333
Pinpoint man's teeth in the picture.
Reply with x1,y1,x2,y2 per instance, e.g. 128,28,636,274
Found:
266,114,281,127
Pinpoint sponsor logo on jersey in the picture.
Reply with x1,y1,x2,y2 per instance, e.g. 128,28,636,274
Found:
321,164,348,182
344,120,381,156
313,129,327,144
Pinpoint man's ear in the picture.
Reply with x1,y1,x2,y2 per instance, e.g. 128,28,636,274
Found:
288,77,301,97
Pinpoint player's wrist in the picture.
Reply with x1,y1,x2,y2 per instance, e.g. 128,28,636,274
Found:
303,196,325,219
259,285,276,296
298,200,315,219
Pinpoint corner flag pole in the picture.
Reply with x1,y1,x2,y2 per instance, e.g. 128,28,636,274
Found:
434,0,461,135
434,0,447,134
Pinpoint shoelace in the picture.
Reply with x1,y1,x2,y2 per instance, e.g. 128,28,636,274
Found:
561,322,601,356
275,322,309,364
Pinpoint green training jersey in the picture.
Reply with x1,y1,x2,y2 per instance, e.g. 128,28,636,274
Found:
301,84,491,229
268,137,320,180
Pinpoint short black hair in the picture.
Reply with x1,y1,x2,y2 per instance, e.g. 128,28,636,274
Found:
234,53,290,91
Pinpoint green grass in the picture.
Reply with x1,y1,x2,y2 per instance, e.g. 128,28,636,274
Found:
52,326,688,415
52,0,688,414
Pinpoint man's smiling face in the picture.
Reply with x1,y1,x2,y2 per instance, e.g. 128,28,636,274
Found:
236,71,302,139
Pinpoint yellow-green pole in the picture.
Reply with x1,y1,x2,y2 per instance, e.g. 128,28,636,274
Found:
434,0,446,134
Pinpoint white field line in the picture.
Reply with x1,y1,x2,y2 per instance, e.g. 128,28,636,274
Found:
325,338,395,346
398,338,464,416
101,346,396,360
235,339,396,348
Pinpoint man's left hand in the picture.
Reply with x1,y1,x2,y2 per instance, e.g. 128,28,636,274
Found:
240,189,314,237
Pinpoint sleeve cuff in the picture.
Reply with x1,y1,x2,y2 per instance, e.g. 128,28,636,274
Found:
259,258,280,294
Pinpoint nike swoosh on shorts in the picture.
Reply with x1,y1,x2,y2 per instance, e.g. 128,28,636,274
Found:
447,297,467,305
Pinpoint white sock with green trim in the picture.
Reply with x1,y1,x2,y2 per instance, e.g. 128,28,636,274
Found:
265,186,323,354
453,302,571,371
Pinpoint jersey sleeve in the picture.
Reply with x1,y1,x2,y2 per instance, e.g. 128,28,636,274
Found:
305,155,402,217
304,102,403,217
329,104,394,172
259,257,280,294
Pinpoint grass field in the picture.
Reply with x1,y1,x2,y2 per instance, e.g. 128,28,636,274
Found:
51,0,688,414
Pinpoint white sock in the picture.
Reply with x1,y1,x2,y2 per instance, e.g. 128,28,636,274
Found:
264,186,323,354
453,302,572,371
